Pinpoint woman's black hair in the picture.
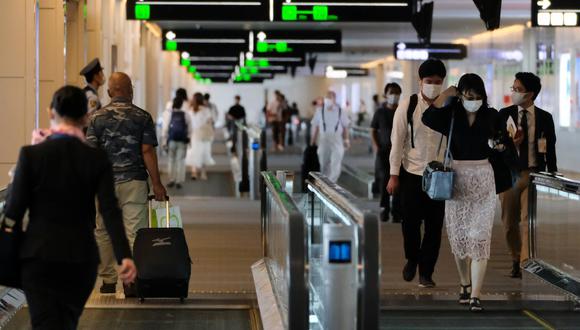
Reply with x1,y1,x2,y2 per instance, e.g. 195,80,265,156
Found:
384,82,402,95
457,73,488,106
50,85,88,120
175,88,188,101
418,58,447,79
173,96,184,110
515,72,542,100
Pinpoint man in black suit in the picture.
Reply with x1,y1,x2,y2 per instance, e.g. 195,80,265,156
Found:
498,72,557,278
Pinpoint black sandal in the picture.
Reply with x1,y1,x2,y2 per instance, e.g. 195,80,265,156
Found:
469,297,484,312
459,284,471,305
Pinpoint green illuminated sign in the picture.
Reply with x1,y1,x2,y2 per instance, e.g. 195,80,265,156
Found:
249,67,259,74
259,59,269,67
246,59,269,68
256,41,292,53
135,4,151,20
181,59,190,67
282,5,337,21
188,66,197,73
166,40,178,51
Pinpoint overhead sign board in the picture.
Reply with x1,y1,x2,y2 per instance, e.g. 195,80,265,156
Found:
274,0,412,22
127,0,412,22
394,43,468,61
252,30,341,54
532,0,579,27
127,0,269,21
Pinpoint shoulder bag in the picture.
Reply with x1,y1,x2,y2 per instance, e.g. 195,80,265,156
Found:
422,109,456,201
0,203,22,288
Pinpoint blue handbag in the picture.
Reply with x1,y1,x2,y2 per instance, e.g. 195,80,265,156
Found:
422,111,455,201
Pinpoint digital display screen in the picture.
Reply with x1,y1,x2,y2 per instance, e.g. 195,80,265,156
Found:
127,0,270,21
532,0,580,27
253,30,341,55
328,241,351,264
394,42,468,60
127,0,413,22
274,0,412,22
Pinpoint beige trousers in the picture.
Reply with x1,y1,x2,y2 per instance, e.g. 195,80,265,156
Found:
95,180,148,284
499,171,530,263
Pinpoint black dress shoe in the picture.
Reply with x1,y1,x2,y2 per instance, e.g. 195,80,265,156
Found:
123,283,137,298
511,261,522,278
459,284,471,304
402,261,417,282
100,282,116,294
419,275,436,288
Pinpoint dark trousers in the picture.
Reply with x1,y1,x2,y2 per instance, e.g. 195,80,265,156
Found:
399,168,445,277
21,259,98,330
375,148,401,220
271,121,286,147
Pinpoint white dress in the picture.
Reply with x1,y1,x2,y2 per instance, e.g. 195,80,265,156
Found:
186,106,215,168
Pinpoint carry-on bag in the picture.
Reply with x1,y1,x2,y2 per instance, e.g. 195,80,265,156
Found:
301,144,320,192
134,196,191,302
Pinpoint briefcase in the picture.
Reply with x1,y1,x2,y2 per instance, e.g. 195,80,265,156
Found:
134,196,191,302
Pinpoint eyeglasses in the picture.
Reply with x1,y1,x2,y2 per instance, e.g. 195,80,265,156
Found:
510,86,526,93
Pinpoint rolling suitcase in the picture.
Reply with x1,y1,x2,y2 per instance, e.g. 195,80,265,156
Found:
134,196,191,303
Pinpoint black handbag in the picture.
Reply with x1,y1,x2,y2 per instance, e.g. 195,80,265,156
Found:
0,210,22,289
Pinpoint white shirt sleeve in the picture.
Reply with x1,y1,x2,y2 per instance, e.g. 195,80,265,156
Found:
161,110,171,145
389,99,410,176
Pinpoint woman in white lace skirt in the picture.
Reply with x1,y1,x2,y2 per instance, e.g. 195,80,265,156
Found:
186,92,215,180
422,74,514,312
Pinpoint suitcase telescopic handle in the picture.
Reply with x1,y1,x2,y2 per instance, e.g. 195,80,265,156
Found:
148,195,171,228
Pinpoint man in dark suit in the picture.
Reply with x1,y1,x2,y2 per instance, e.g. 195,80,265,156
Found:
498,72,557,278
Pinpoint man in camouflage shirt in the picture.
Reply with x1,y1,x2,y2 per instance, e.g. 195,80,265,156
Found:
87,72,167,295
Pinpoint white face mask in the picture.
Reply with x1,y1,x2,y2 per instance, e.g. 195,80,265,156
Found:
511,92,527,106
462,98,483,113
422,83,442,99
323,98,333,107
385,94,400,105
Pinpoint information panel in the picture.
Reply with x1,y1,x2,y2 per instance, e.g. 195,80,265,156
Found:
394,42,468,60
273,0,413,22
127,0,269,21
532,0,580,27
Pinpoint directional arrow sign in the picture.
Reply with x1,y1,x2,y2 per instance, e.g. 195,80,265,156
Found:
538,0,551,10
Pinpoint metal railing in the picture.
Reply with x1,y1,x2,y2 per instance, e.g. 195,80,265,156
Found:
340,164,374,200
232,121,266,200
252,172,308,330
525,173,580,300
349,125,372,141
302,172,380,330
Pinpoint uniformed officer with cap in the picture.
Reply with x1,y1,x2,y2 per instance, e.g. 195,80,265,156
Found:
80,58,105,113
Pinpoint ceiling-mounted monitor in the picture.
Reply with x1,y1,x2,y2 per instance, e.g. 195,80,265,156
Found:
127,0,270,21
274,0,413,22
394,42,468,60
532,0,580,27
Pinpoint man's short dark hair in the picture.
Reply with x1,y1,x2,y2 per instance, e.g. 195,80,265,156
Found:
384,82,402,95
176,88,187,101
50,86,88,120
372,94,379,102
235,95,241,100
419,58,447,79
204,93,210,100
173,97,184,110
515,72,542,100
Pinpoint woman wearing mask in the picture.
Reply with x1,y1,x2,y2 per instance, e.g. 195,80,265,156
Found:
422,73,513,312
186,92,215,180
3,86,136,329
371,82,402,222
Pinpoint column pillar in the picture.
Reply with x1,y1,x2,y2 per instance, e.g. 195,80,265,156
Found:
0,1,37,186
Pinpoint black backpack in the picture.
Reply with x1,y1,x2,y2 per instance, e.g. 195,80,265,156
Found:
406,94,419,148
168,111,189,143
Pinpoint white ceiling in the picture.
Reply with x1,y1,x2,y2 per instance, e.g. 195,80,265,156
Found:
156,0,532,66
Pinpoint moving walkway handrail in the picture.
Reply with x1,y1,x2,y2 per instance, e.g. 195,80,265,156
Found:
306,172,380,330
255,172,308,330
526,173,580,300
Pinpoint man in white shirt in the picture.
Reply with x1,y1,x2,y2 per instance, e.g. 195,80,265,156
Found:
311,91,351,182
387,59,447,288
